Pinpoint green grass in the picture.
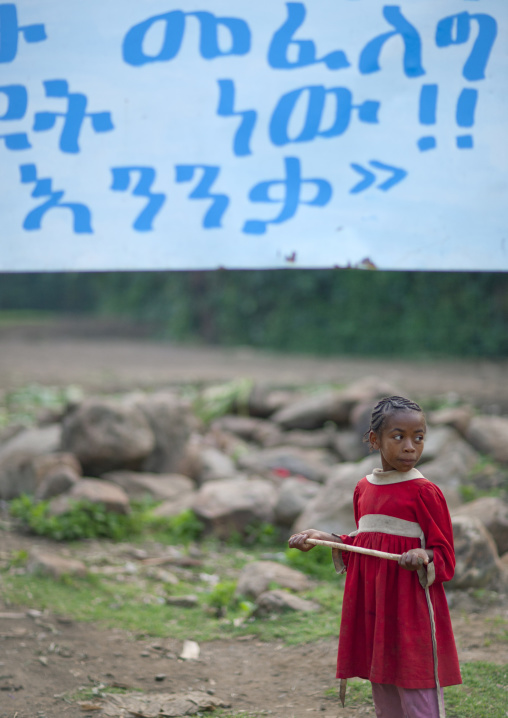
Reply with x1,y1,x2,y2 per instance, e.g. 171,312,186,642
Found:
445,663,508,718
324,666,508,718
0,539,343,644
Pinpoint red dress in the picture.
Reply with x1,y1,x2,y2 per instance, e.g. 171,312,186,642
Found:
336,468,461,689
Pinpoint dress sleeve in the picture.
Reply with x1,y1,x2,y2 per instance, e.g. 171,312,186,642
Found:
416,481,455,584
331,483,361,574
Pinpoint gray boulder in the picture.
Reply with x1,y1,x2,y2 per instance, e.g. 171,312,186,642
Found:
452,497,508,556
247,384,298,418
268,428,336,451
194,446,238,484
210,415,278,444
103,471,195,502
27,548,87,579
48,478,131,516
274,478,321,527
466,415,508,464
60,398,155,474
427,406,474,436
237,446,333,483
333,429,368,462
33,453,81,500
151,493,198,519
0,424,61,499
272,377,399,430
448,515,502,589
420,426,473,464
419,447,478,509
192,477,277,539
255,589,320,615
293,455,379,535
236,560,311,599
135,392,194,474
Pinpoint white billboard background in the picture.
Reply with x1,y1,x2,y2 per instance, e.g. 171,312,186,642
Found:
1,0,507,271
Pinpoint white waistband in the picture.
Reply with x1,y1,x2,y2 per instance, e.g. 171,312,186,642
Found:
356,514,423,539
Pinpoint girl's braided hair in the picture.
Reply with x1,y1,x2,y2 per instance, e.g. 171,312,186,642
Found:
364,395,425,443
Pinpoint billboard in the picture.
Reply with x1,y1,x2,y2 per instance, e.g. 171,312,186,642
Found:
1,1,507,271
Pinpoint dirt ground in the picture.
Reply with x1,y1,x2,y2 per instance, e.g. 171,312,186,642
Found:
1,318,508,717
1,317,508,411
1,529,507,718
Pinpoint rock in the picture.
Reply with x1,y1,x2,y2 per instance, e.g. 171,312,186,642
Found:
60,398,155,474
48,478,131,515
192,478,277,539
267,428,336,451
237,446,333,483
293,455,379,535
166,595,199,608
274,478,320,527
419,449,478,509
271,391,350,431
272,377,399,430
420,426,471,464
210,415,278,443
448,515,502,589
151,494,198,519
236,560,311,599
247,384,298,418
195,447,238,484
135,392,194,474
452,497,508,556
427,406,474,435
101,691,227,718
103,471,195,502
466,415,508,463
254,589,320,616
333,429,368,462
0,424,61,499
27,549,87,579
180,640,200,660
33,453,82,500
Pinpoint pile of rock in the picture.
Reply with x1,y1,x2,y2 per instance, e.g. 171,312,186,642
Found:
1,377,508,591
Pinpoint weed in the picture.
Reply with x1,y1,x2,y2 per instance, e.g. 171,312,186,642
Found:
445,662,508,718
0,538,343,644
205,580,238,613
8,549,29,567
10,495,144,541
0,383,83,429
285,544,338,580
193,379,253,424
163,509,205,544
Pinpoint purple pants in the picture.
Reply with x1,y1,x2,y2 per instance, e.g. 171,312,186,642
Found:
371,683,445,718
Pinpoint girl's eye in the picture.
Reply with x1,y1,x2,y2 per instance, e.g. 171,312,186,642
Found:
415,436,424,443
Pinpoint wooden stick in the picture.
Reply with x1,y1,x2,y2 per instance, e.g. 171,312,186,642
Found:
304,538,402,562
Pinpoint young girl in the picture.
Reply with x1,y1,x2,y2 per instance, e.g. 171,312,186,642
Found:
289,396,461,718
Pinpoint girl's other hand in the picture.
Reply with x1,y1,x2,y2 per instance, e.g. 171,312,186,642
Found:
398,548,431,571
288,529,321,552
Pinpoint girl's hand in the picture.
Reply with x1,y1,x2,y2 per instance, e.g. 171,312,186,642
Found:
398,548,432,571
288,529,322,552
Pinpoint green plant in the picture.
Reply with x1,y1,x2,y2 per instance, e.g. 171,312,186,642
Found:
0,383,83,429
285,544,338,580
193,379,253,423
163,509,204,544
8,549,29,567
445,662,508,717
10,495,144,541
205,580,238,613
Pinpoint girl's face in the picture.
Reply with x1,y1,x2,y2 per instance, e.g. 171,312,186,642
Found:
369,409,426,473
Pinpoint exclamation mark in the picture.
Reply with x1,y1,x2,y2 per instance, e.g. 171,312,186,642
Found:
417,84,438,151
456,88,477,149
